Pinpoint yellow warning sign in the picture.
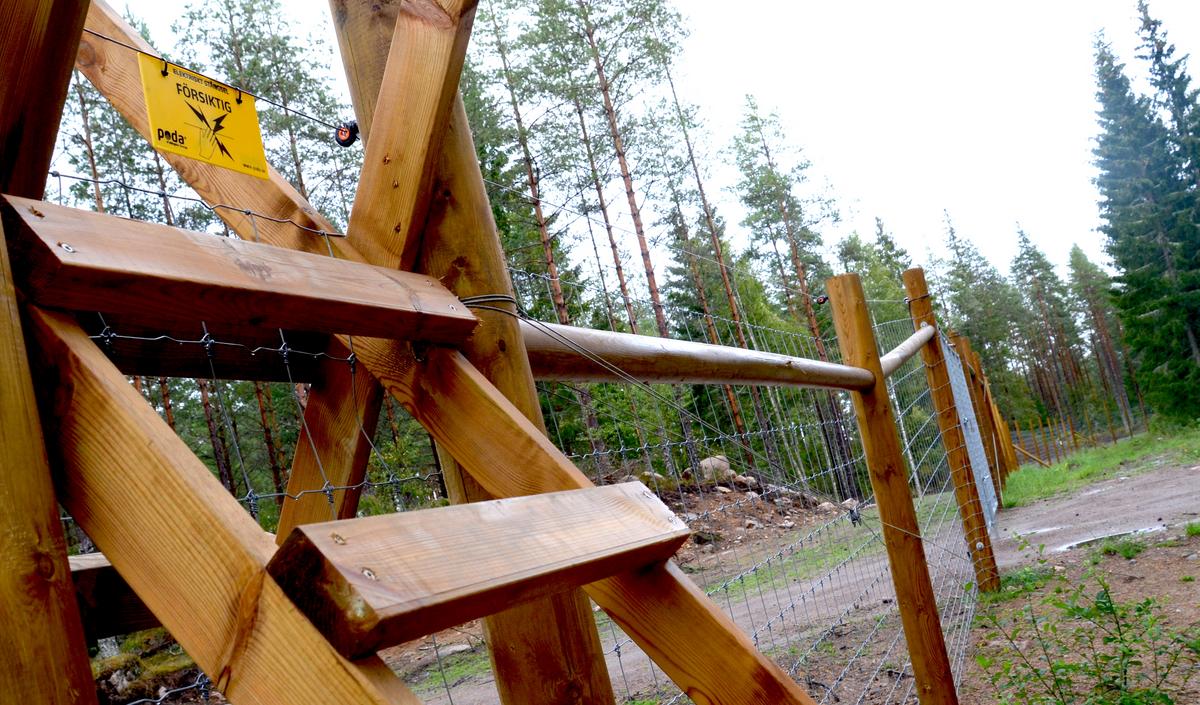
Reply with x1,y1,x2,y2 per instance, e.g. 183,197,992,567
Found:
138,54,268,179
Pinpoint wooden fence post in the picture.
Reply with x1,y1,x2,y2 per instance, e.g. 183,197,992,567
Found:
952,337,1002,499
828,273,959,705
1,1,101,702
903,268,999,593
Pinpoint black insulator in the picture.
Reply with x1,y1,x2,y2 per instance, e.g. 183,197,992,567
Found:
335,120,359,147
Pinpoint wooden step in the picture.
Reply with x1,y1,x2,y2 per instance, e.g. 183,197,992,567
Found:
2,194,478,342
70,552,158,642
267,482,689,658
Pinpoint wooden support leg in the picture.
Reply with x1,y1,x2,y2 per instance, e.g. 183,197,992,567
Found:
903,268,999,592
1,2,100,701
0,221,98,705
26,307,421,705
828,273,959,705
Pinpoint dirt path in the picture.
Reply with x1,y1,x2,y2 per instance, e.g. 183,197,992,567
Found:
992,462,1200,567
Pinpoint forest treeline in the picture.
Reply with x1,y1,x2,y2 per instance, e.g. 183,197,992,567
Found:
50,0,1195,520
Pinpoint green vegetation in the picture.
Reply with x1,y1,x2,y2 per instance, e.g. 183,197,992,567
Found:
1099,537,1146,560
1186,522,1200,538
1182,575,1195,583
977,571,1200,704
981,565,1054,605
1002,426,1200,508
414,648,491,693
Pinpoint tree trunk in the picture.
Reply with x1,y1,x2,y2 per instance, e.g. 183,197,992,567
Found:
578,2,668,336
665,69,779,475
198,379,235,493
575,99,637,333
74,75,105,213
254,382,286,506
158,377,175,430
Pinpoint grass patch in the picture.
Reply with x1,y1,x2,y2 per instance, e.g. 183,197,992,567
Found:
414,648,490,693
1186,522,1200,537
1003,427,1200,508
982,564,1054,604
1183,575,1195,583
1100,538,1146,560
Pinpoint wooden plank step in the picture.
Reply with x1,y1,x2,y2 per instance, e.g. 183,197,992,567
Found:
70,553,159,641
2,195,478,342
268,482,689,658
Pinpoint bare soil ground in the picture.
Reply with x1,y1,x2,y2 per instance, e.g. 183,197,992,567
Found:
959,462,1200,704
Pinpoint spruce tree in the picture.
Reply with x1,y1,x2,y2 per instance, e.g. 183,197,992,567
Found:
1094,38,1200,418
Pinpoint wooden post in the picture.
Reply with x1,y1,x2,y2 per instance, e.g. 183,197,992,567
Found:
829,273,959,705
903,268,999,593
1015,419,1029,463
953,337,1002,498
1,2,101,702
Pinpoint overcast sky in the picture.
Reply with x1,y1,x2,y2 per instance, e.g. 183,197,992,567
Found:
121,1,1200,278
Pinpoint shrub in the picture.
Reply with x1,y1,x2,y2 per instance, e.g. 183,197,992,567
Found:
977,572,1200,704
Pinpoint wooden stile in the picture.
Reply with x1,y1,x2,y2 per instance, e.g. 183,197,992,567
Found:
0,2,101,701
77,1,391,537
269,483,690,657
1,196,478,342
902,268,999,592
828,273,959,705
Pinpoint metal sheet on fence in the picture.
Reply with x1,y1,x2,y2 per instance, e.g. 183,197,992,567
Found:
940,334,999,530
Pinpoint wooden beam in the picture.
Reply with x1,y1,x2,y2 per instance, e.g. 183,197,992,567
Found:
903,268,999,593
523,319,875,390
0,0,88,197
270,482,689,658
343,0,479,271
4,196,477,342
357,344,818,705
26,306,422,705
77,0,351,257
79,315,327,382
828,273,958,705
0,1,100,701
1015,444,1050,468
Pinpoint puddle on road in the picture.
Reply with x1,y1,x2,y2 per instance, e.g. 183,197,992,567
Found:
1057,525,1165,552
